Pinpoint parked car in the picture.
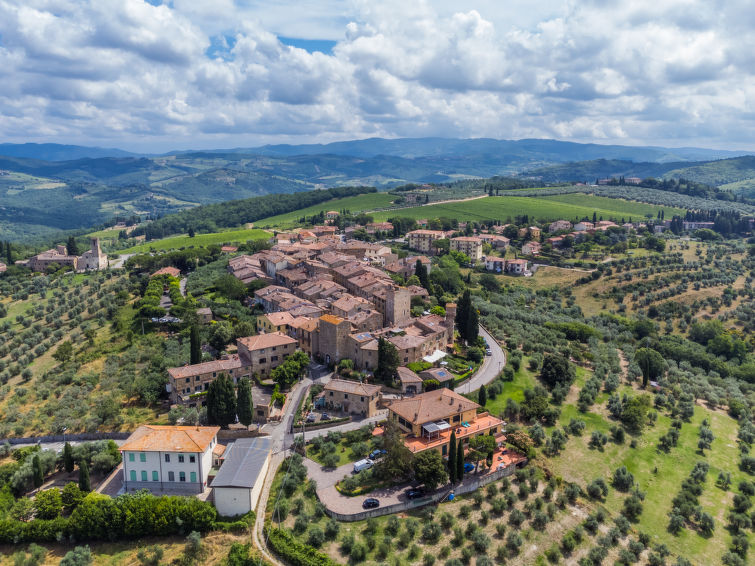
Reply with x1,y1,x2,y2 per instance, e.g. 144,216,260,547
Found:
369,449,387,460
463,462,475,473
485,348,492,355
305,413,317,423
362,498,380,509
321,412,331,420
406,487,425,499
353,458,374,473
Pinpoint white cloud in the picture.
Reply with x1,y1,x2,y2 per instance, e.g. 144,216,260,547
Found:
0,0,752,151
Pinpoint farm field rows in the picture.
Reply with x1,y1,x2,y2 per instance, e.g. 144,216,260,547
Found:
256,192,396,228
114,227,270,254
370,194,683,223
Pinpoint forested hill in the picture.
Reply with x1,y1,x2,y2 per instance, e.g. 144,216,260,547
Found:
523,159,688,183
133,185,377,240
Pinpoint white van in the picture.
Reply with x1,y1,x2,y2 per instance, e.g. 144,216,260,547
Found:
353,458,374,473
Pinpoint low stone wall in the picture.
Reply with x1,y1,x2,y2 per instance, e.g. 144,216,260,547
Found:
324,460,526,522
291,416,351,433
0,432,131,445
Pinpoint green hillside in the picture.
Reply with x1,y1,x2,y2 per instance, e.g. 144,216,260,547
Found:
369,194,683,223
115,228,270,254
663,155,755,187
256,192,396,228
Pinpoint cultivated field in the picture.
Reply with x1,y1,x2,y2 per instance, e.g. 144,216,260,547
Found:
256,192,396,228
370,194,683,223
114,228,270,254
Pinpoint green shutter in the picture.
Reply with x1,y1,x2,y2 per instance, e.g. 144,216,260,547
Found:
141,470,147,481
152,471,159,481
129,453,135,462
190,471,197,483
130,470,136,481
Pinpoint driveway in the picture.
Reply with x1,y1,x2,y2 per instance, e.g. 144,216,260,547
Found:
456,325,506,394
303,457,413,516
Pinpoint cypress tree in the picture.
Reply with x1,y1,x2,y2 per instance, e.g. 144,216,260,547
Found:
206,373,237,428
78,461,90,492
415,259,430,291
63,442,74,474
448,431,457,483
466,297,479,344
456,441,464,481
66,236,79,256
236,377,254,427
190,325,202,365
478,384,487,408
32,454,43,488
4,242,10,265
456,290,471,341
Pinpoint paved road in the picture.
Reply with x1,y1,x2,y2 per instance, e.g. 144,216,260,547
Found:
303,458,414,515
456,325,506,394
109,253,135,269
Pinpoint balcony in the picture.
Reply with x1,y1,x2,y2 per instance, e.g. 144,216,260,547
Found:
403,412,504,454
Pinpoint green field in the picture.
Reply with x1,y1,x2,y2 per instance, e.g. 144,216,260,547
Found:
370,194,684,223
116,228,270,254
256,192,396,227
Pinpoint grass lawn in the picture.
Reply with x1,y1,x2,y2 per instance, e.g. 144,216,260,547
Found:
256,192,396,228
369,194,682,224
116,228,270,254
545,402,745,564
482,358,537,415
306,439,369,467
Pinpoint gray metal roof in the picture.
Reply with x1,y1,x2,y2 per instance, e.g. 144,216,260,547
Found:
211,436,272,489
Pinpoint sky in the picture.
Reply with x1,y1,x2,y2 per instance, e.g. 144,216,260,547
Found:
0,0,753,152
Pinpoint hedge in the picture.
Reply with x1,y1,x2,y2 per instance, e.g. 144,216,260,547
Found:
265,526,337,566
0,491,217,544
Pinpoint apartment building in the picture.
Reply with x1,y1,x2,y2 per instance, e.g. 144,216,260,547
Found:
121,425,219,494
406,229,447,254
450,236,483,261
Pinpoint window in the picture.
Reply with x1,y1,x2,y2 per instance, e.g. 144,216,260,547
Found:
141,470,147,481
130,470,136,482
165,454,170,463
452,415,460,423
190,472,197,483
329,391,333,396
139,453,146,462
442,444,448,456
344,394,349,399
179,472,186,482
258,358,266,364
152,471,159,481
271,356,278,362
360,396,364,402
168,471,175,482
189,455,196,463
178,455,185,463
128,453,135,462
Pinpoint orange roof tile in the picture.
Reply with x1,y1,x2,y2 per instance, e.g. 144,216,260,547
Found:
237,332,297,351
120,425,219,453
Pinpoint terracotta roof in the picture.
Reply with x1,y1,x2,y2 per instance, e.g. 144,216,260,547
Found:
419,367,454,382
388,389,479,426
396,366,422,385
319,313,345,325
168,355,243,379
120,425,219,453
237,332,297,351
324,379,381,396
151,266,181,277
262,311,296,326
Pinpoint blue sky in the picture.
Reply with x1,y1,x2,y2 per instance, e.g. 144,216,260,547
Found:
0,0,752,152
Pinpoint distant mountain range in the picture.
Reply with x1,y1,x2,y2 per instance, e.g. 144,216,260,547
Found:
1,137,749,163
0,137,753,240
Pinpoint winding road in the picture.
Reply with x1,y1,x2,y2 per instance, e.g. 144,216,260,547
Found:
251,324,505,562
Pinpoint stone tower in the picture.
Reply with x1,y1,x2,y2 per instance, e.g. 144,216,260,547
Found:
385,286,411,327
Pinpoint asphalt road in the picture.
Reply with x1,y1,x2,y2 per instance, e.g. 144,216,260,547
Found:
456,325,506,394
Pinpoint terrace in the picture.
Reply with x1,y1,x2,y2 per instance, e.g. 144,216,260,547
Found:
403,412,504,454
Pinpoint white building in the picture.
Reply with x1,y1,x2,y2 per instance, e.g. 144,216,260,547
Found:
212,437,272,517
120,425,219,494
